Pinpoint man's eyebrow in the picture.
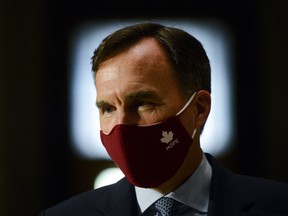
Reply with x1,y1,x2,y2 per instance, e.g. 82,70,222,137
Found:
95,90,161,108
125,90,161,101
95,100,110,109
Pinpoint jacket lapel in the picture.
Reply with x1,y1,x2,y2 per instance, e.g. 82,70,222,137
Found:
205,153,260,216
93,178,139,216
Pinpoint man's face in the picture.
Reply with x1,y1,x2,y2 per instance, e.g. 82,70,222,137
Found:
95,38,193,134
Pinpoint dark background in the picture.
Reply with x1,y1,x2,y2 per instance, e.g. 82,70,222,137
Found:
1,0,288,215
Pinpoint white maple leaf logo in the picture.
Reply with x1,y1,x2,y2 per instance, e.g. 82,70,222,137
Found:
160,131,174,143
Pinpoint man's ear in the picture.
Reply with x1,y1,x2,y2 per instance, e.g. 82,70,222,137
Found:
194,90,211,128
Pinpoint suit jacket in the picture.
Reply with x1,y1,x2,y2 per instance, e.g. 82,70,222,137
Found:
40,153,288,216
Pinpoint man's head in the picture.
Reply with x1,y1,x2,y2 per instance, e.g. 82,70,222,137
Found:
91,22,211,192
92,22,211,99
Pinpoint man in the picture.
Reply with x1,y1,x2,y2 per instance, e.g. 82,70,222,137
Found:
40,22,288,216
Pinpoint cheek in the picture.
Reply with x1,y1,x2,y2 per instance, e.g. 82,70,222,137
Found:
138,112,161,125
137,108,176,126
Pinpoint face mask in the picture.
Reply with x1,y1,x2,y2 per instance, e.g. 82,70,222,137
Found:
100,92,197,188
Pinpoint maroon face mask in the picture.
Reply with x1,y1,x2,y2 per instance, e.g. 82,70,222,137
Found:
100,93,197,188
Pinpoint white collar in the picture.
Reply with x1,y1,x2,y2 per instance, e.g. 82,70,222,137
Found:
135,153,212,213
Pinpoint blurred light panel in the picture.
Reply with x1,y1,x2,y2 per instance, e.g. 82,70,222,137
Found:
69,19,234,159
94,167,124,189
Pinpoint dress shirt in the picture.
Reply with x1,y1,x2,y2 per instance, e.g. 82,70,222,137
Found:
135,153,212,215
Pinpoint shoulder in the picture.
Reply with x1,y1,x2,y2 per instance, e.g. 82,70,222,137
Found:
40,185,110,216
40,178,133,216
236,173,288,200
206,153,288,195
205,153,288,214
232,171,288,214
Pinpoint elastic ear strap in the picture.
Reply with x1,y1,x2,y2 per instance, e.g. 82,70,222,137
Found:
192,128,197,138
176,92,197,116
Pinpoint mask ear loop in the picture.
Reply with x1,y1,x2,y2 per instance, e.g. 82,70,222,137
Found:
176,92,198,139
176,92,197,116
192,128,197,139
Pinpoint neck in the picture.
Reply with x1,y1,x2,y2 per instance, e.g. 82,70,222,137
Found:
154,140,203,194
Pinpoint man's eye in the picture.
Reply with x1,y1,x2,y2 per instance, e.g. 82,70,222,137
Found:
100,106,115,115
134,101,157,111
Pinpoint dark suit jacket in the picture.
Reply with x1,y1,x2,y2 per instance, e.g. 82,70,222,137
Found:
40,154,288,216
